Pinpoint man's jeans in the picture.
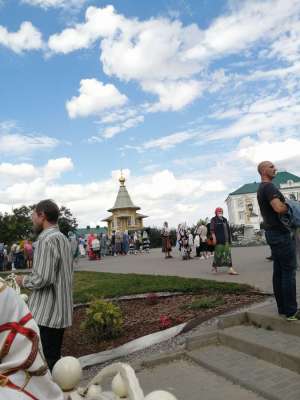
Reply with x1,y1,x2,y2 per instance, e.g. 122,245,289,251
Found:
265,230,297,317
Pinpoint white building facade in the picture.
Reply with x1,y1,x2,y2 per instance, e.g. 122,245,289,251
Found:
226,172,300,230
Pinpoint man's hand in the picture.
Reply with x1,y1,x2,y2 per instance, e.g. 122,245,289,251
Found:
212,233,217,246
15,275,24,287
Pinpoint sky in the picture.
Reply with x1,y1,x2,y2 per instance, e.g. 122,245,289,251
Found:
0,0,300,228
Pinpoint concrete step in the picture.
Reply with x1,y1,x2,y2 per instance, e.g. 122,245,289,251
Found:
187,345,300,400
219,325,300,374
247,310,300,338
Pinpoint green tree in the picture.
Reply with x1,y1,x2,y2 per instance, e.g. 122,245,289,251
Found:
0,206,33,246
0,204,78,244
58,206,78,237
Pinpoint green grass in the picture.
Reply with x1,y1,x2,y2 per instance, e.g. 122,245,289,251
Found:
182,296,225,310
1,271,253,304
73,272,252,303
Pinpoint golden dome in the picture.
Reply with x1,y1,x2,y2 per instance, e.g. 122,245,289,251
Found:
119,174,126,185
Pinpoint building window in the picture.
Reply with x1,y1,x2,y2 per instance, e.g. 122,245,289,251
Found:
237,199,244,209
238,211,244,221
287,180,294,186
289,193,297,200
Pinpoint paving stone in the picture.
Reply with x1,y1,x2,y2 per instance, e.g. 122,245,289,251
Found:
188,345,300,400
219,325,300,373
136,358,265,400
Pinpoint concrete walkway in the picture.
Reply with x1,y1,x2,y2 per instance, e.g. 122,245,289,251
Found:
76,245,297,294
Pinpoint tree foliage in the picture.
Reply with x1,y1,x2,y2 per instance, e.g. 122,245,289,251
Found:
0,205,77,245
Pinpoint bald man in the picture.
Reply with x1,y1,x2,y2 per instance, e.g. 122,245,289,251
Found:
257,161,298,321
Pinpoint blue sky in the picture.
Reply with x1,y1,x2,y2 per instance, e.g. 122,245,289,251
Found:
0,0,300,227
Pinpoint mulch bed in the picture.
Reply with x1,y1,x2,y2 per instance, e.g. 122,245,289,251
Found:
62,292,265,358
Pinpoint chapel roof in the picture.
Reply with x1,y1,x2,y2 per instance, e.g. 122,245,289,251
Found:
108,175,140,212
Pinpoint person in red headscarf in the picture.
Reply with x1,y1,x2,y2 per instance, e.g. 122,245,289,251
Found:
210,207,239,275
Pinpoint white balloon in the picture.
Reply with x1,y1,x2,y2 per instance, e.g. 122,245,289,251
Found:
86,384,102,399
52,356,82,391
145,390,178,400
111,372,128,398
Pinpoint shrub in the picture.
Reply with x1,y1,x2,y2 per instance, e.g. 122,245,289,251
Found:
145,292,159,305
82,299,123,340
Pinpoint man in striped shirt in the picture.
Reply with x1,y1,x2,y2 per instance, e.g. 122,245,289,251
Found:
16,199,73,370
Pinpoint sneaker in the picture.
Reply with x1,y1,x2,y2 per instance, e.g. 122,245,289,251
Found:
286,315,300,321
228,267,239,275
286,312,300,321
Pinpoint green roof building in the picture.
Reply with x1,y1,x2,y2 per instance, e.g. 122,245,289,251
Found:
226,171,300,229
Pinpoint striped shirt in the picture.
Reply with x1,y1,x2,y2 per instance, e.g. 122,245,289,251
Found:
23,226,73,328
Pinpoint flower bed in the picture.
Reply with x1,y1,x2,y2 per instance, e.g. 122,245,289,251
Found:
62,291,265,358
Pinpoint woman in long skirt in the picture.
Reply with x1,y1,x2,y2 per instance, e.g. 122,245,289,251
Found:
210,207,238,275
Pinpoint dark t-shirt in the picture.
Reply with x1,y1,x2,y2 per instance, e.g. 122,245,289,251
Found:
257,182,288,232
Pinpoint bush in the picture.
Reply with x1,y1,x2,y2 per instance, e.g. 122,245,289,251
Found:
81,299,123,340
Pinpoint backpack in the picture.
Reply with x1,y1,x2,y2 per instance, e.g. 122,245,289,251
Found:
91,238,100,251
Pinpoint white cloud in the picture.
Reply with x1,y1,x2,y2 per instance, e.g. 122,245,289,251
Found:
143,80,204,111
0,133,59,155
66,78,128,118
0,161,229,227
48,5,123,54
22,0,86,9
133,130,198,151
237,137,300,165
43,157,73,180
0,163,37,180
102,115,144,139
0,21,43,53
201,93,300,143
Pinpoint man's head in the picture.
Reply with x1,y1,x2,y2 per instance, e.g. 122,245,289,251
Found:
32,199,60,234
215,207,223,217
257,161,277,181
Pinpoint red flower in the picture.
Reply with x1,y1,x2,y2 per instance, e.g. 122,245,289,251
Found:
159,315,172,330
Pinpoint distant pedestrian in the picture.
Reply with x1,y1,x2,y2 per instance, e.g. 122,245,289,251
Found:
16,199,73,371
210,207,238,275
78,236,86,256
24,239,33,269
257,161,298,320
142,230,150,253
100,233,108,258
161,221,172,259
91,235,101,260
122,230,129,254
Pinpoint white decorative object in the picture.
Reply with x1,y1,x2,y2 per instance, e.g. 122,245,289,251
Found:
52,356,82,391
111,373,128,398
144,391,177,400
2,273,21,294
62,362,178,400
86,384,103,399
20,293,29,302
0,274,28,302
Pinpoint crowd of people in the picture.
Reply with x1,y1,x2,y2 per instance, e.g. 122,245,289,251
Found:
161,208,239,275
80,229,151,261
0,240,33,271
